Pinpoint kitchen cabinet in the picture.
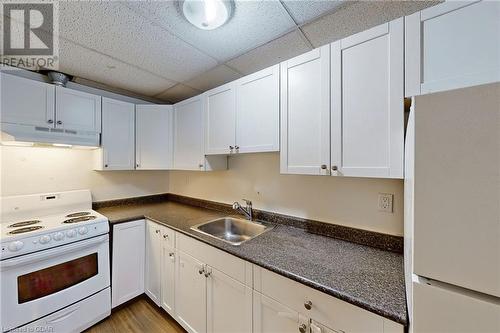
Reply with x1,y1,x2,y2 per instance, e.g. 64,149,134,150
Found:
206,267,252,333
173,95,226,171
205,82,236,155
235,65,280,154
96,97,135,170
161,235,176,316
280,45,331,175
175,250,207,333
253,291,306,333
55,86,101,133
111,220,145,308
145,220,162,306
331,18,404,178
1,73,55,127
254,266,403,333
136,105,173,170
405,1,500,97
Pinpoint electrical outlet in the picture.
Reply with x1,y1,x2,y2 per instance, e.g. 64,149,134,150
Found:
378,193,393,213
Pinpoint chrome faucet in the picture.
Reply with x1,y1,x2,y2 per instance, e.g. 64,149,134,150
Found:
232,199,253,220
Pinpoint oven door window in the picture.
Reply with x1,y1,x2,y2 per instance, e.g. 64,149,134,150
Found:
17,253,98,304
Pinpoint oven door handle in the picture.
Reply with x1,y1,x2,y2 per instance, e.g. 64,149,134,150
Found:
1,234,109,270
45,305,81,324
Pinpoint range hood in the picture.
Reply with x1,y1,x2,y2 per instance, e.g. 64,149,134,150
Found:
1,123,100,148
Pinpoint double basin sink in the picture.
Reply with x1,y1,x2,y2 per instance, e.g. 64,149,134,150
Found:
190,217,274,246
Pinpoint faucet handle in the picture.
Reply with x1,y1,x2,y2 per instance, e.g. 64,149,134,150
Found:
232,202,241,210
242,199,252,206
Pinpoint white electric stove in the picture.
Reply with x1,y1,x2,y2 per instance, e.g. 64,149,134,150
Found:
0,190,111,332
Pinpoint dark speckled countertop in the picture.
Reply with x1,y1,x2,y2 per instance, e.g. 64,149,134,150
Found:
96,200,407,325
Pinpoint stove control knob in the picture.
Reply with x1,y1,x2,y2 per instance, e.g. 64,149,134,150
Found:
39,235,51,244
66,229,77,238
53,232,65,241
78,227,88,235
8,241,24,252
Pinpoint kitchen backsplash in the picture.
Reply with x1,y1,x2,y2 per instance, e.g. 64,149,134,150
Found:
169,153,404,236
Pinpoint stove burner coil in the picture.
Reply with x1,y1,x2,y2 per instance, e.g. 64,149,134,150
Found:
66,212,91,218
8,226,44,234
63,216,97,224
8,220,41,228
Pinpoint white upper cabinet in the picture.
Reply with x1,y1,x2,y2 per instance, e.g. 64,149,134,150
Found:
331,18,404,179
1,73,55,127
405,1,500,97
136,105,173,170
55,86,101,132
173,95,227,171
280,45,331,175
205,82,236,155
235,65,279,154
98,98,135,170
173,96,206,170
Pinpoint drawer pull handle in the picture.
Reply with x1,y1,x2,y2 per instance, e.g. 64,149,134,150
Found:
198,268,204,275
304,300,312,310
163,234,169,239
299,323,308,333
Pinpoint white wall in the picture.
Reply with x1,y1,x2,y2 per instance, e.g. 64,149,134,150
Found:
169,153,404,236
0,146,169,202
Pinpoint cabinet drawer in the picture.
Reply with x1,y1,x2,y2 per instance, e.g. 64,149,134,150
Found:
254,267,384,333
176,232,251,286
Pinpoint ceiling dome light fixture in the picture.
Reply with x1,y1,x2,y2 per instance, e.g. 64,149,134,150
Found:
181,0,233,30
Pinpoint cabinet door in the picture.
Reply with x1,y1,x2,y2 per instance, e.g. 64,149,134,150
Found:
205,82,236,155
331,18,404,178
173,96,205,171
161,246,176,316
145,221,162,306
235,65,279,153
111,220,145,308
100,97,135,170
405,1,500,96
55,86,101,132
1,73,55,127
253,291,301,333
280,45,330,175
175,251,207,333
136,105,173,170
206,267,252,333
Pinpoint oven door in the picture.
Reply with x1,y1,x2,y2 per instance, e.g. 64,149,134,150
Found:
0,234,110,331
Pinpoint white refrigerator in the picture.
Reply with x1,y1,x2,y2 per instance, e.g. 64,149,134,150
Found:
404,82,500,332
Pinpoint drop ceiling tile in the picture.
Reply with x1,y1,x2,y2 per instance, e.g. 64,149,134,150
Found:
226,30,312,75
125,0,296,62
155,84,201,103
184,65,241,92
282,0,346,25
58,1,217,83
59,39,176,97
302,0,441,47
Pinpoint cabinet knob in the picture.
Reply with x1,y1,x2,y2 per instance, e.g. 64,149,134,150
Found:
320,164,327,170
104,164,108,168
163,234,168,239
198,164,204,168
331,165,338,171
235,145,239,150
229,146,234,152
47,119,54,124
169,252,174,257
136,164,140,168
56,120,62,125
299,324,308,333
304,300,312,310
204,271,211,278
155,229,160,234
198,268,204,275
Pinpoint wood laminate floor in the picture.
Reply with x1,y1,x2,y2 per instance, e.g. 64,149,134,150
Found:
85,296,186,333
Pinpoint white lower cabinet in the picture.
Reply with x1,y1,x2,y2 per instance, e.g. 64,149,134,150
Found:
145,220,162,305
207,267,252,333
138,221,403,333
253,291,305,333
111,220,145,308
175,250,207,333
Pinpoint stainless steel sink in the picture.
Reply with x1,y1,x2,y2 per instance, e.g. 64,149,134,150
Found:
190,217,274,246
